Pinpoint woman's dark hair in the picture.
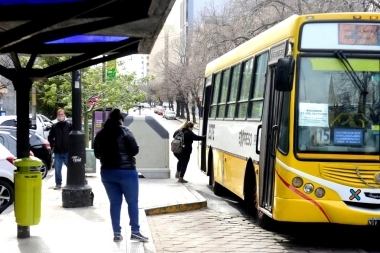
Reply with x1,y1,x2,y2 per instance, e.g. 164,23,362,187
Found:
108,109,124,122
105,109,124,128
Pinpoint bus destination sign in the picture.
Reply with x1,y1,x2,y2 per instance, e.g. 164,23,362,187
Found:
339,24,380,46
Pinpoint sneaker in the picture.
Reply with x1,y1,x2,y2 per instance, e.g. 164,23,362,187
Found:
178,178,188,183
113,234,123,242
131,232,149,242
54,184,61,190
175,171,179,178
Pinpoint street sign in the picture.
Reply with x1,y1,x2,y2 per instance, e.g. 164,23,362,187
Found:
107,60,116,81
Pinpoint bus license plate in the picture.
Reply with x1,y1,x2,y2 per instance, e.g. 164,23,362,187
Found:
368,218,380,226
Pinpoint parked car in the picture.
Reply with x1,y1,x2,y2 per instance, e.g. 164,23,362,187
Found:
0,114,52,140
0,127,52,179
0,142,16,213
154,106,164,114
157,107,165,115
163,110,176,120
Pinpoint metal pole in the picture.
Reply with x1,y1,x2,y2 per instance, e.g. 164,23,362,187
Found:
102,58,106,126
14,78,33,238
62,70,93,208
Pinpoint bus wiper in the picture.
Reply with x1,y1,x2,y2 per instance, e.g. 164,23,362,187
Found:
334,51,368,114
334,51,367,95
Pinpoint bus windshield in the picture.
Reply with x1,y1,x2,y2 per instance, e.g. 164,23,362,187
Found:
297,57,380,154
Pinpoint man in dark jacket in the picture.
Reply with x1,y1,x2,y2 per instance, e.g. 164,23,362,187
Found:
48,109,72,190
94,109,148,243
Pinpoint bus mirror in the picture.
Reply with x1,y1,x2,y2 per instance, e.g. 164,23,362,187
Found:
275,58,294,92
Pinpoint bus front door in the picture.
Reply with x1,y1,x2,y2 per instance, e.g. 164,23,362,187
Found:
200,83,212,174
258,65,282,217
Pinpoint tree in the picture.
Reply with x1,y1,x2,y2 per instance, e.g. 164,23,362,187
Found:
29,57,149,147
176,0,380,123
74,63,149,147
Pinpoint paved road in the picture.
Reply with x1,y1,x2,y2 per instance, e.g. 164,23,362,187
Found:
147,207,380,253
143,110,380,253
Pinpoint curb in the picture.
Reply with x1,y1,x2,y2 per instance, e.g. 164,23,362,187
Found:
144,186,207,216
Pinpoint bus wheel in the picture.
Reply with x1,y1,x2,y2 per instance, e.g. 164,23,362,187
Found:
244,165,256,215
257,209,274,230
209,161,222,196
244,184,256,216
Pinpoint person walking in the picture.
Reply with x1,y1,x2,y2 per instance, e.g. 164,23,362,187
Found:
48,109,72,190
94,109,149,243
173,121,206,183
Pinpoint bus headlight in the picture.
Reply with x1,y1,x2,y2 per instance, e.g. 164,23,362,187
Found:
303,183,314,194
315,187,325,198
292,177,303,188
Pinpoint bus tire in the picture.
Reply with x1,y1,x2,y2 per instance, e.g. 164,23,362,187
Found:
257,208,275,230
243,162,256,216
208,156,222,196
207,150,213,186
257,209,270,228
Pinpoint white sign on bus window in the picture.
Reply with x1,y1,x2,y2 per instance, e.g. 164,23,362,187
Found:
299,103,329,127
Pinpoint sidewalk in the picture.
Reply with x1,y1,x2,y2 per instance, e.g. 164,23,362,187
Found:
0,163,207,253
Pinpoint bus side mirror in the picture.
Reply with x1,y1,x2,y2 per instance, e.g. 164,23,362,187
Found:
274,58,294,92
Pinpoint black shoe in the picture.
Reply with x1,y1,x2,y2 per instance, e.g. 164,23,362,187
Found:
54,184,61,190
131,232,149,242
178,177,188,183
113,234,123,242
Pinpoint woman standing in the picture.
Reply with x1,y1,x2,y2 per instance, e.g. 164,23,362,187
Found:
173,121,206,183
94,109,148,242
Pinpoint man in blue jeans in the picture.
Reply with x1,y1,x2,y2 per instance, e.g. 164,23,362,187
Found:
94,109,149,242
48,109,72,190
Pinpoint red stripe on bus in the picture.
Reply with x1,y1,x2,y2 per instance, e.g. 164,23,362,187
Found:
275,170,331,222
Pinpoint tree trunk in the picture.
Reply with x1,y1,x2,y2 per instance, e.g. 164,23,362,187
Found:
84,111,90,148
180,100,186,118
176,99,181,117
191,103,196,123
185,102,190,122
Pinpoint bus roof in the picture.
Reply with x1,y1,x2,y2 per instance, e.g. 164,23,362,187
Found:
204,12,380,77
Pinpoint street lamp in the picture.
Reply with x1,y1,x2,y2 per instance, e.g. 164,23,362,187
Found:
62,69,93,208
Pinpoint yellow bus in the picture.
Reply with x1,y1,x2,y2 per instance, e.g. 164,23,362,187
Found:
198,13,380,228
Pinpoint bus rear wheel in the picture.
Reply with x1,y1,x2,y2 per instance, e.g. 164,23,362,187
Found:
243,164,256,215
209,160,222,196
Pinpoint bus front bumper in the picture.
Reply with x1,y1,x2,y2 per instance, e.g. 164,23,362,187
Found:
273,197,380,226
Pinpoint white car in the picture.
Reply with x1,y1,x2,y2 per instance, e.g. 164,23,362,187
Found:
0,114,53,140
0,142,16,213
163,110,176,120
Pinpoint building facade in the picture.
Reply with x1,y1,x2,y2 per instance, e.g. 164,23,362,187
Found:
117,54,150,82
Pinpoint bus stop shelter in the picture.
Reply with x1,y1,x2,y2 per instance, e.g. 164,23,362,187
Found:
0,0,175,238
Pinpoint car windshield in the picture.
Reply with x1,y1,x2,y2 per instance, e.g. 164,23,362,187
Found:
297,57,380,155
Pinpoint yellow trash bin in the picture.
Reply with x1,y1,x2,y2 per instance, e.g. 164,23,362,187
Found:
14,157,42,226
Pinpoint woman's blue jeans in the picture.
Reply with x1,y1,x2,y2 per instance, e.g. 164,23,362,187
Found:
101,169,140,234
